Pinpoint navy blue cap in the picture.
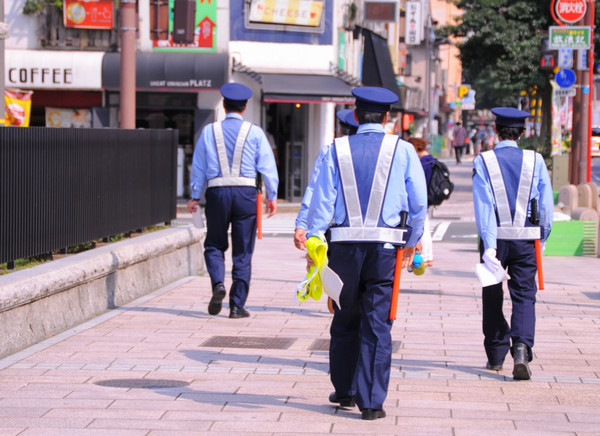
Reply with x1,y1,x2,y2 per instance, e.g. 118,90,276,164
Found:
221,83,253,105
352,87,398,113
344,111,359,128
336,109,359,128
491,107,531,128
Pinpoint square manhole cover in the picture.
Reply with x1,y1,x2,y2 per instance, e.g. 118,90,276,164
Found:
201,336,296,350
309,339,401,353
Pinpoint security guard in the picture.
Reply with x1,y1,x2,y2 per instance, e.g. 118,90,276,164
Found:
473,107,553,380
187,83,278,319
303,87,427,419
294,109,359,250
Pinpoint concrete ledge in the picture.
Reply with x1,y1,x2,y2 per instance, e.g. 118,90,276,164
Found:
0,226,204,358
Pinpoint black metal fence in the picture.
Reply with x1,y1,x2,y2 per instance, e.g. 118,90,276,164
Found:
0,128,178,267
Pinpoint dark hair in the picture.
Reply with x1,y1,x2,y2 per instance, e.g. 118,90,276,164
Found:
355,108,386,125
456,122,462,126
495,125,525,141
224,101,247,113
340,123,353,136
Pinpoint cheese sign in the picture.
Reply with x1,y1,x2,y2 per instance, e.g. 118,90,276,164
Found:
249,0,324,27
63,0,114,30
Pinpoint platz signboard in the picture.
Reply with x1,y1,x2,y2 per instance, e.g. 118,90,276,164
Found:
549,26,591,49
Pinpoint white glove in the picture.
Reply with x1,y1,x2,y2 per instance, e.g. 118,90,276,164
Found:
541,241,546,255
482,248,502,272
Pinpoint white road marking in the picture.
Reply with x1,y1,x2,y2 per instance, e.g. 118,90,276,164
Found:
432,221,451,241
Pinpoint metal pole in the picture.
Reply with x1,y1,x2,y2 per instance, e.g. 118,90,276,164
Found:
424,18,431,142
120,0,137,129
0,0,6,127
587,0,595,183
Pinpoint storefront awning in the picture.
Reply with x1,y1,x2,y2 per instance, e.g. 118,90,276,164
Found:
5,49,104,90
361,29,404,110
262,74,354,104
102,53,228,91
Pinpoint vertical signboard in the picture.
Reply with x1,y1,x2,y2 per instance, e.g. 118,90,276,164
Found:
153,0,217,52
405,1,421,46
338,31,346,70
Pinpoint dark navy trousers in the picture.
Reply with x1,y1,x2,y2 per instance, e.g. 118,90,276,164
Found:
479,240,538,365
204,186,257,309
327,242,396,410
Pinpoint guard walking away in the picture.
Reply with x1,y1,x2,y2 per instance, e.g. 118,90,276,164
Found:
294,109,358,250
187,83,278,319
472,107,553,380
303,87,427,419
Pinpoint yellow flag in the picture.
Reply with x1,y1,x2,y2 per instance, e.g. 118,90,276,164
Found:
5,89,34,127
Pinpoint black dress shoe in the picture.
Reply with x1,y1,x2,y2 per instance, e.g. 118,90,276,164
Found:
361,408,386,420
229,306,250,319
486,362,503,371
208,283,226,316
512,343,532,381
328,392,355,408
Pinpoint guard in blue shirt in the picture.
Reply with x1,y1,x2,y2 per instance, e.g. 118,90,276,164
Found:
187,83,278,319
294,109,359,250
302,87,427,420
472,107,553,380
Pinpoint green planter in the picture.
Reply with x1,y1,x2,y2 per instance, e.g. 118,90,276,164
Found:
544,221,597,256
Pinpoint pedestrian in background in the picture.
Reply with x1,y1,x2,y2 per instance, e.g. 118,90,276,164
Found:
472,107,553,380
451,121,467,164
408,137,435,267
303,87,427,420
187,83,279,319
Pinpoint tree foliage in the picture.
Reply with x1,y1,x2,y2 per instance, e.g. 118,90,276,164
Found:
439,0,553,109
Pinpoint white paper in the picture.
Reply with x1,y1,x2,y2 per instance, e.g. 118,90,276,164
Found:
474,263,510,287
192,208,205,229
320,266,343,309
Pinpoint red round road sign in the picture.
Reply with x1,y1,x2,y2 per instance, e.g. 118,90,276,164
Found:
555,0,587,24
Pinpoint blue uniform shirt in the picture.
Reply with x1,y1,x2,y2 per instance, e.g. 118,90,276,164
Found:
473,140,554,250
190,113,279,200
305,123,428,247
295,143,332,231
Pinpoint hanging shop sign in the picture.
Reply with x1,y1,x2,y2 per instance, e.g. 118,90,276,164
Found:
549,26,591,49
555,0,587,24
5,89,33,127
405,1,422,46
153,0,217,52
63,0,114,30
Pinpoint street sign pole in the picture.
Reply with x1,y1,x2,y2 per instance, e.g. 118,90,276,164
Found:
586,0,594,183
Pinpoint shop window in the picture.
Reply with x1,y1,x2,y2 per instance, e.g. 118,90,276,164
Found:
37,4,118,50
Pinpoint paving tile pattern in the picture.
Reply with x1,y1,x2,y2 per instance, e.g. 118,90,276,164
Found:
1,159,599,435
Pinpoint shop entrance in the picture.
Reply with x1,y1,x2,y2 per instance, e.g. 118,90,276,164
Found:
265,102,308,202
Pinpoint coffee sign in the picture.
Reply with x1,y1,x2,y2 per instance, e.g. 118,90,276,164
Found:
555,0,587,24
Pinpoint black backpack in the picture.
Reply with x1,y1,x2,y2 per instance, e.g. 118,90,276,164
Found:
427,160,454,206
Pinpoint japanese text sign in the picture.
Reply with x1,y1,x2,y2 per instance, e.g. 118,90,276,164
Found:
63,0,114,30
549,26,591,49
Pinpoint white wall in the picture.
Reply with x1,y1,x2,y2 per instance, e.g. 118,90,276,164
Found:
4,0,37,49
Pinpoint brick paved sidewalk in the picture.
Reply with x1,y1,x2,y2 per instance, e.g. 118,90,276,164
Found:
0,236,599,435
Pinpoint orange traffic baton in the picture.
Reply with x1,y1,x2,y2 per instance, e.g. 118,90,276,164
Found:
390,211,408,321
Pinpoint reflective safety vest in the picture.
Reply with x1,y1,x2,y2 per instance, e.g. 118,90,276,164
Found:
329,135,409,245
207,121,256,188
480,149,540,240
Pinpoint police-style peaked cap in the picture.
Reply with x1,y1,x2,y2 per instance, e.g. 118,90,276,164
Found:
221,83,253,105
491,107,530,128
352,87,398,113
336,109,359,128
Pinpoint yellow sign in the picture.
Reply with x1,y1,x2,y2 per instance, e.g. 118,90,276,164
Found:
249,0,324,27
5,89,33,127
458,85,470,98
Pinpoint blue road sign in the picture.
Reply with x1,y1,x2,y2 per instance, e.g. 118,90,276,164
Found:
555,68,577,88
558,49,573,69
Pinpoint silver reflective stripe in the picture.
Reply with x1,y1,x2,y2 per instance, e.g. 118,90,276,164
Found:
330,227,408,245
497,227,540,240
207,177,256,188
481,151,512,227
212,122,230,178
364,135,398,228
513,150,535,228
231,121,252,177
335,137,363,228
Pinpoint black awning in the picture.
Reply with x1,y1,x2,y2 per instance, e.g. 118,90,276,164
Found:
262,74,354,104
102,52,228,91
361,29,404,110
